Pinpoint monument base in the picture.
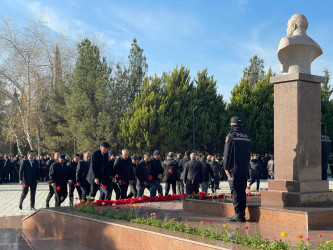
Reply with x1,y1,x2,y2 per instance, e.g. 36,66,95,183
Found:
183,199,333,230
261,179,333,207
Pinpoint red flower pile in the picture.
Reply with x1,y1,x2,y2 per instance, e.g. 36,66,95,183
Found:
57,186,61,191
92,193,188,206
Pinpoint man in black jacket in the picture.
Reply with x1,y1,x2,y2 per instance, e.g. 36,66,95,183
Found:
106,151,120,200
178,151,190,194
19,150,39,210
163,152,179,195
184,153,203,195
224,116,251,222
45,152,60,208
127,154,139,198
201,156,214,193
136,153,155,197
49,154,72,207
0,156,3,184
86,142,110,198
67,154,82,202
150,150,164,196
76,152,91,201
4,156,11,183
114,149,134,199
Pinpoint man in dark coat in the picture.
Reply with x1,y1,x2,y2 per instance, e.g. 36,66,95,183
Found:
114,149,134,199
86,142,110,198
136,153,155,197
4,156,11,183
127,154,139,198
184,153,204,195
76,152,91,201
19,150,39,210
224,116,251,222
49,154,72,207
163,152,179,195
210,157,222,192
178,151,190,194
67,154,82,202
0,156,4,184
106,151,120,200
45,152,60,208
150,150,164,196
248,155,261,191
321,123,331,180
201,156,214,193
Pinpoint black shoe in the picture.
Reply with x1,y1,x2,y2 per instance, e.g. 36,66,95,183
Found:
19,204,22,210
227,215,246,222
46,202,49,208
30,207,36,210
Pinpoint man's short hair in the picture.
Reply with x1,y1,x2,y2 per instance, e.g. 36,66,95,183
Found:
28,150,35,155
122,149,129,154
74,154,80,158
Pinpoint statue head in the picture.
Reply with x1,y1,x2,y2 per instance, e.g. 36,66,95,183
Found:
286,14,308,37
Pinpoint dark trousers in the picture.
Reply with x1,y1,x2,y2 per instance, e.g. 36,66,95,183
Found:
53,184,68,207
119,183,129,199
128,182,138,198
186,183,199,195
0,171,2,184
68,182,82,200
213,176,220,189
80,185,90,201
249,171,260,191
150,179,163,196
330,165,333,178
19,182,37,208
138,183,155,197
89,183,100,198
46,184,54,204
4,169,9,182
165,181,176,195
228,172,247,217
107,182,120,200
176,180,184,194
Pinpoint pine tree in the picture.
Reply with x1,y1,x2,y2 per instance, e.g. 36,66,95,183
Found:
65,38,112,153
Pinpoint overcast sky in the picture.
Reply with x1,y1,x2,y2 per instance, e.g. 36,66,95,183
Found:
1,0,333,101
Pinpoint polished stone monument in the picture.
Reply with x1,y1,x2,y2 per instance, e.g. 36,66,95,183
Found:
261,14,333,207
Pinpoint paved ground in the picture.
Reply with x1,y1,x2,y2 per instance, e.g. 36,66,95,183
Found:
0,177,332,217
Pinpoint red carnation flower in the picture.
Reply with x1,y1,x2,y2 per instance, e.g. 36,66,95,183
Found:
168,169,173,174
122,181,127,185
57,186,61,191
102,185,107,189
24,184,27,188
74,184,77,187
247,186,250,190
115,174,119,178
245,226,249,229
148,175,153,180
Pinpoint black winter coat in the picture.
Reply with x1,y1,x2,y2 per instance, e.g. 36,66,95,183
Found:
223,126,251,174
49,162,71,185
86,149,109,184
163,159,179,182
76,160,90,187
